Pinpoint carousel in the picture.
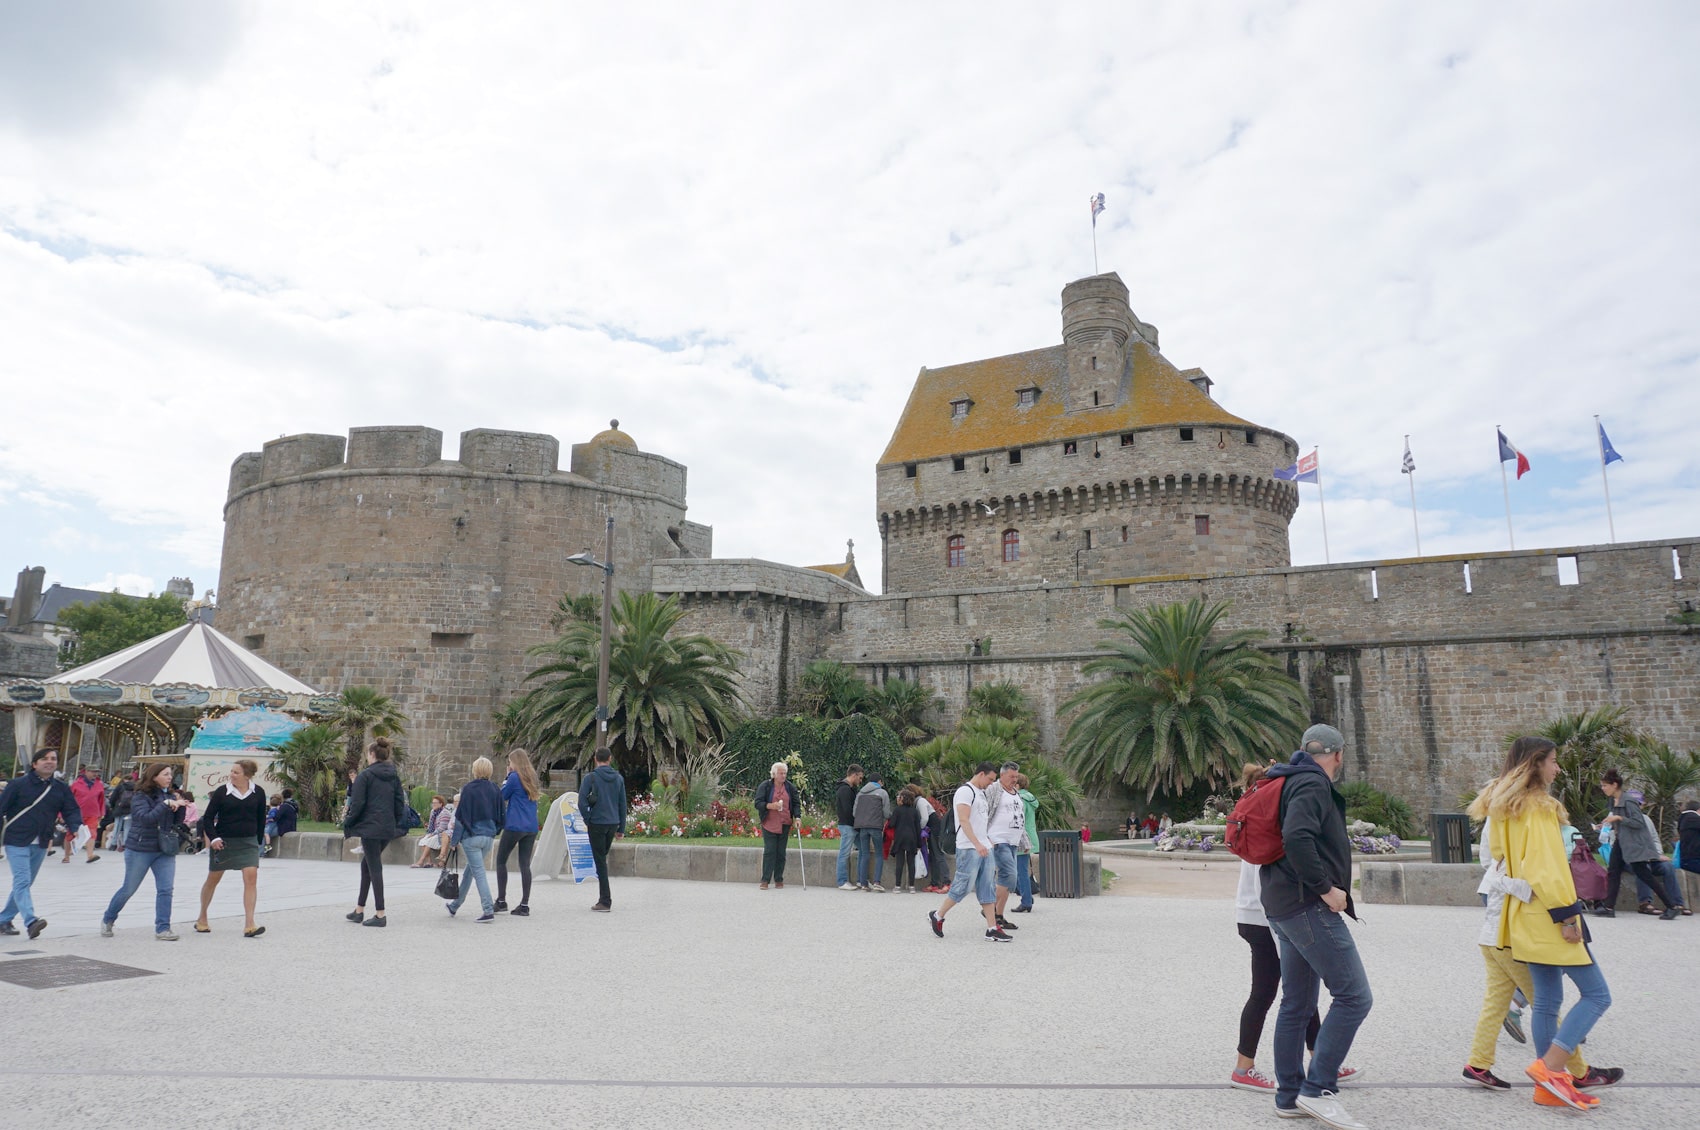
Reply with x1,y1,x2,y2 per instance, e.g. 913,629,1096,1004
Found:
0,622,338,792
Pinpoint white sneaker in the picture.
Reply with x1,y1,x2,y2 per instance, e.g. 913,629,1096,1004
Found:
870,883,886,892
1295,1091,1368,1130
155,931,180,941
100,921,114,938
838,883,856,891
1274,1104,1309,1120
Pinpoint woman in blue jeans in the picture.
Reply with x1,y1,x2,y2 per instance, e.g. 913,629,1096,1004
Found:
100,764,190,941
446,757,502,923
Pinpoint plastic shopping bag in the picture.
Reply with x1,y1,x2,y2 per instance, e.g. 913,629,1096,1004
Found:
915,849,928,879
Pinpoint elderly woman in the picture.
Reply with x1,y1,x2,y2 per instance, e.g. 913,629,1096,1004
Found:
752,761,801,890
413,795,452,867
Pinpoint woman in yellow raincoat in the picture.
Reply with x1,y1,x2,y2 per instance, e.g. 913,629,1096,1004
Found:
1469,737,1612,1112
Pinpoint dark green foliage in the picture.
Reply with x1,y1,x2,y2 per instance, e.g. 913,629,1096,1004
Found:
897,733,1082,831
796,660,870,719
269,723,344,822
331,687,408,774
1515,706,1634,830
723,714,902,804
56,591,188,668
866,678,942,744
409,786,437,816
966,682,1033,723
1629,739,1700,843
1336,780,1420,839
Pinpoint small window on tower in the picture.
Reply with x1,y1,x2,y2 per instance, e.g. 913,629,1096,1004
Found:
904,463,917,478
1121,525,1129,543
1063,441,1078,456
947,535,965,568
1195,515,1211,536
1245,430,1257,445
1179,427,1195,442
1091,356,1098,370
1002,529,1020,562
1092,391,1100,406
1120,433,1134,447
951,456,966,473
1008,448,1022,465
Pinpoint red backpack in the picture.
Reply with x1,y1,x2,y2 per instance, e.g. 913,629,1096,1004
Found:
1225,776,1287,864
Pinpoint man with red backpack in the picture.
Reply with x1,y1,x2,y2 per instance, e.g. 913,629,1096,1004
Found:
1258,724,1373,1130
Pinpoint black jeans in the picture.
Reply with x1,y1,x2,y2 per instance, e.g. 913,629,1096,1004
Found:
588,825,617,906
761,829,788,883
1238,922,1320,1060
357,838,388,912
893,839,918,888
1605,851,1674,911
496,830,536,905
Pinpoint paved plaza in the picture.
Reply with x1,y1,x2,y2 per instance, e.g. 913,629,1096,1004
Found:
0,856,1694,1129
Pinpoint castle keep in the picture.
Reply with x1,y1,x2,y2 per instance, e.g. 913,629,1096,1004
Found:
216,275,1700,822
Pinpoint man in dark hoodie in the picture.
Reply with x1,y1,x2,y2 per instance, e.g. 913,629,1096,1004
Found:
579,747,627,912
834,764,864,890
1259,724,1372,1130
1,750,85,939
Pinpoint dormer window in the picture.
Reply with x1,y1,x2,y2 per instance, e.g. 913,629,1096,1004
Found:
1015,386,1039,408
950,398,973,420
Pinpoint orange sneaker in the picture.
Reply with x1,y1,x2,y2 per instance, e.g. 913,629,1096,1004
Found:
1534,1086,1599,1109
1526,1061,1597,1110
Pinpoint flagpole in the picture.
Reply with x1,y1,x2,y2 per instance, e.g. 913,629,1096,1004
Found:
1594,414,1616,544
1498,425,1515,551
1405,435,1422,556
1091,218,1099,275
1315,446,1330,564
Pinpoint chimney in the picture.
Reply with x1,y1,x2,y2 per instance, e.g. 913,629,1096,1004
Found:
8,566,45,631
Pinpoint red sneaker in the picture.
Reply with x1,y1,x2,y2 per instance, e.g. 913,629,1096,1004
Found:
1230,1066,1275,1092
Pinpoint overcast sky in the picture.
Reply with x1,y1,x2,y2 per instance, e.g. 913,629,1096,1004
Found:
2,1,1696,603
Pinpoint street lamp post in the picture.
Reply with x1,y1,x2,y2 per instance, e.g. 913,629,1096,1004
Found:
567,514,616,754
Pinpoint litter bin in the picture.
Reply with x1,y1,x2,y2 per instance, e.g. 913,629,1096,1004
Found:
1039,830,1083,898
1430,813,1472,864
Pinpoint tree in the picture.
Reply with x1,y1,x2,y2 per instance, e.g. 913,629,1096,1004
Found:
897,732,1082,831
1629,738,1700,844
549,592,601,632
519,591,745,774
1519,706,1635,831
269,723,344,822
796,660,869,719
331,686,407,774
1061,597,1309,798
56,592,188,668
867,678,942,744
966,681,1033,724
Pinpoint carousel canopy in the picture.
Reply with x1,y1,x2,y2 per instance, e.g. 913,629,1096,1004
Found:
48,622,320,695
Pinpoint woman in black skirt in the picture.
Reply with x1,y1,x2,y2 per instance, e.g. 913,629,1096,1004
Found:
194,759,268,938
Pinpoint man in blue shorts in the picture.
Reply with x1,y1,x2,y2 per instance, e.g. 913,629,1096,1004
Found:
928,762,1009,942
987,761,1027,934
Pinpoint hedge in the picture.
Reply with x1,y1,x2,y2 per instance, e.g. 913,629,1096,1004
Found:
724,714,903,803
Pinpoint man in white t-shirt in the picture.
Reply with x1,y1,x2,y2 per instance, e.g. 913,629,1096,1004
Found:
986,762,1027,932
928,762,1009,942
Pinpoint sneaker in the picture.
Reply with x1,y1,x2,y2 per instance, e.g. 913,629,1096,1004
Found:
1502,1009,1527,1044
493,900,508,913
0,922,17,936
995,916,1020,931
838,883,856,891
155,931,179,941
346,910,365,923
511,905,530,917
1335,1065,1363,1088
1526,1060,1594,1110
475,912,495,924
869,883,886,892
1463,1065,1511,1090
1274,1103,1308,1119
1573,1066,1624,1089
1294,1091,1368,1130
363,916,386,927
590,903,610,913
928,910,944,938
1533,1085,1599,1110
984,928,1013,942
445,902,458,917
1009,905,1033,913
1590,907,1616,918
1230,1066,1276,1092
100,921,114,938
1660,906,1681,920
27,918,46,940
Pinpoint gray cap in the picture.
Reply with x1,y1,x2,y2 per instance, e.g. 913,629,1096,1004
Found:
1301,723,1345,754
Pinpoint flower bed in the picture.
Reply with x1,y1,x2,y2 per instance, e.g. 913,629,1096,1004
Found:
625,795,842,842
1152,815,1402,855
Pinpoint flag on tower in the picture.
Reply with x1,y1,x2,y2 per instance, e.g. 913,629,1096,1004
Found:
1496,428,1531,479
1274,450,1319,483
1597,421,1623,465
1090,192,1105,225
1401,438,1415,475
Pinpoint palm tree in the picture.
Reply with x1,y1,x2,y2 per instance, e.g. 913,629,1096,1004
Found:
1629,738,1700,844
868,678,941,744
549,592,601,632
959,709,1040,760
270,723,344,822
897,732,1082,830
491,699,531,753
332,686,407,774
1061,597,1309,798
966,681,1033,723
796,660,869,719
519,591,744,774
1520,706,1634,831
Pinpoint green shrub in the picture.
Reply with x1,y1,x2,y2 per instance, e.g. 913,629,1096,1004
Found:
724,714,901,803
1337,781,1420,839
724,796,757,822
409,785,437,816
686,815,720,838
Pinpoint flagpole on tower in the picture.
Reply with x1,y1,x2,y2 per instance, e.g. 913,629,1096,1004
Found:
1315,446,1331,564
1402,436,1422,556
1497,425,1515,551
1089,192,1104,274
1595,415,1617,544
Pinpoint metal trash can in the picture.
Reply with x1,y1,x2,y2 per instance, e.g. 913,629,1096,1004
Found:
1039,830,1083,898
1430,813,1472,864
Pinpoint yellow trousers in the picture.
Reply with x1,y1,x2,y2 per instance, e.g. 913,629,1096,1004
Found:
1469,945,1587,1076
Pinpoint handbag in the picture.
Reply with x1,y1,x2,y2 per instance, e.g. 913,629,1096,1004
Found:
1569,836,1608,902
434,848,461,901
157,816,182,856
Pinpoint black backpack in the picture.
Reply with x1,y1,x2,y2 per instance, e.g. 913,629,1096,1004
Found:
940,789,960,855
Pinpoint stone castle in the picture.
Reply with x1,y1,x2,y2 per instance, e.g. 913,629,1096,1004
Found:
216,274,1700,822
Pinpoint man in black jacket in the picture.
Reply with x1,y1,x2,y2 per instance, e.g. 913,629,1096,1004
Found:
1,749,85,939
833,765,864,890
1259,725,1372,1130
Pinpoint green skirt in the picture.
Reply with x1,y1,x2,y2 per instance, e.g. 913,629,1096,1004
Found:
209,839,262,872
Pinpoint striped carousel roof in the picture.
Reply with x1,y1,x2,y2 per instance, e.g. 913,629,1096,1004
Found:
47,622,319,695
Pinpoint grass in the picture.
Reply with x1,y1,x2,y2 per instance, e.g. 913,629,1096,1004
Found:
626,835,843,851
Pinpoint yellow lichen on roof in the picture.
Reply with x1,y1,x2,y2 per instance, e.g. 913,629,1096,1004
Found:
877,340,1255,465
805,562,854,578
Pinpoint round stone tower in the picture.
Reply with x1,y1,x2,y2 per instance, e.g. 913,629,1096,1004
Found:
215,423,711,773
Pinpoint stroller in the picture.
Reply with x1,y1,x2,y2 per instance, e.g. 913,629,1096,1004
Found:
174,818,204,855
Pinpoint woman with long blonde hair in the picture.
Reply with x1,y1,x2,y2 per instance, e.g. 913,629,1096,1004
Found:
1469,737,1611,1112
494,749,541,916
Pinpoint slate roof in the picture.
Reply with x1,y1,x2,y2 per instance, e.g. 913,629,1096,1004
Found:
4,583,115,630
877,338,1254,466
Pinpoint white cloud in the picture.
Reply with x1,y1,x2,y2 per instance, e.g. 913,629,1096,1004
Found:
73,573,155,597
0,3,1696,594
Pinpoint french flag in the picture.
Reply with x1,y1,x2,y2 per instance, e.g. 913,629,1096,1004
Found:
1497,428,1531,479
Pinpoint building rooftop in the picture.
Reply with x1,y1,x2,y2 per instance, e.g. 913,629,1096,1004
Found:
877,338,1252,466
